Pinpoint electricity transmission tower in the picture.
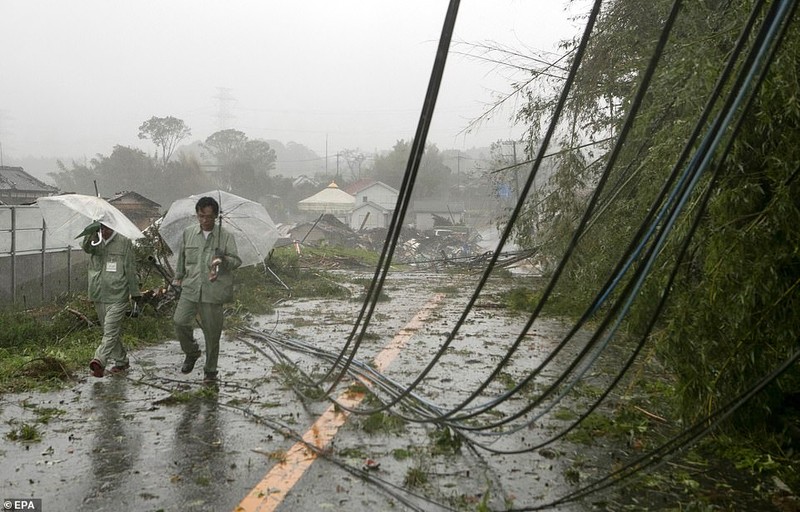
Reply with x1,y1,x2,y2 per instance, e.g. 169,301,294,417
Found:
213,87,237,130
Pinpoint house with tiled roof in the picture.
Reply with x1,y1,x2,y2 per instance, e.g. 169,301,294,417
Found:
107,191,162,232
0,166,58,205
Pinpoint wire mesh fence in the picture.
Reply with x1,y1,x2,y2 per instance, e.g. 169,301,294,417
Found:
0,205,88,309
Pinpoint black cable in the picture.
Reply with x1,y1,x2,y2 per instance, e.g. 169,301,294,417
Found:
244,0,788,440
319,0,461,392
227,2,798,510
300,0,788,456
458,0,798,481
449,0,774,429
431,0,684,425
437,0,777,432
445,0,791,440
519,347,800,511
323,0,605,421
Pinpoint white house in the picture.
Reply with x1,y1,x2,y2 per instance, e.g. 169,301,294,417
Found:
350,201,392,231
343,179,398,230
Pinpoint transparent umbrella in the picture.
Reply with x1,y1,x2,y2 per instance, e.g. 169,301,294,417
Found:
37,194,145,247
158,190,279,268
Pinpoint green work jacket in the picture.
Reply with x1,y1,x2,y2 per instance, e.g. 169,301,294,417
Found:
175,224,242,304
81,232,140,303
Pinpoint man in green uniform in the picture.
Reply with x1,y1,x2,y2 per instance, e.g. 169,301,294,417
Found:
172,196,242,383
82,223,142,378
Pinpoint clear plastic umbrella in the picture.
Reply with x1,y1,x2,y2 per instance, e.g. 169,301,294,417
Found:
37,194,145,247
158,190,279,268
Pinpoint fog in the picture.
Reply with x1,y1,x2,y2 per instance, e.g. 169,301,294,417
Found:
1,0,584,174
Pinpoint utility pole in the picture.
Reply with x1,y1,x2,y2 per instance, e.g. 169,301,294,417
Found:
456,151,461,191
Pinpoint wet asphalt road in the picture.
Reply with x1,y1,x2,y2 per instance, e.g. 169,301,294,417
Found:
1,269,598,512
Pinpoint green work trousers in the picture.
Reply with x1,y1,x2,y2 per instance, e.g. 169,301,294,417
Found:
173,298,224,374
93,301,129,369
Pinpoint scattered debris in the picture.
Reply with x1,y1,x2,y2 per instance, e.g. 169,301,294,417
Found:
362,458,380,471
65,307,94,327
278,214,537,271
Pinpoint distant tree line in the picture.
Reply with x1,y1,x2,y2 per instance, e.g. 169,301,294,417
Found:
48,144,211,208
48,116,490,221
334,139,496,208
48,117,317,221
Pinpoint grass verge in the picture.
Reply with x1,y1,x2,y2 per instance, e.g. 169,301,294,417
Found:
0,245,374,395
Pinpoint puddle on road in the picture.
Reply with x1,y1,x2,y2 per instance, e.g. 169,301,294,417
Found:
1,269,631,512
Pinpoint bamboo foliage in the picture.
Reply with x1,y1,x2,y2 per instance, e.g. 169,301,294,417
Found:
510,0,800,426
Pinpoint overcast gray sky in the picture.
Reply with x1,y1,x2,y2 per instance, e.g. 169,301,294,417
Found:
0,1,586,161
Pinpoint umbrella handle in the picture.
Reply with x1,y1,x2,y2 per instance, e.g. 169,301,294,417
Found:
209,248,224,282
90,231,103,246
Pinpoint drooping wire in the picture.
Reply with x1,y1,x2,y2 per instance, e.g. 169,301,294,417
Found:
440,0,777,431
423,0,792,446
235,0,798,507
429,0,784,434
318,0,461,393
324,0,606,420
430,0,685,424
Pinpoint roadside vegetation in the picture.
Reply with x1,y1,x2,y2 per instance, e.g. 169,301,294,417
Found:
481,0,800,508
497,0,799,437
501,282,799,509
0,245,372,395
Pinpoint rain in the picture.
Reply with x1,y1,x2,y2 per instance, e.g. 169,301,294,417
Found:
1,1,799,512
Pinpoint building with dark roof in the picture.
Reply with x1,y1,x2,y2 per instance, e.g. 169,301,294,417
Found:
0,166,58,205
107,191,162,231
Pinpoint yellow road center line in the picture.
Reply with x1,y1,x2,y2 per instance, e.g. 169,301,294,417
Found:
235,293,446,512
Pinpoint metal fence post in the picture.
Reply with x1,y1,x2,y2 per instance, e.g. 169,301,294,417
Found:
67,247,72,295
10,207,16,304
41,217,46,302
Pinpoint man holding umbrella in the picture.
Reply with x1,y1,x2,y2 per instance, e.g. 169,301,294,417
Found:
82,222,142,378
172,196,242,383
